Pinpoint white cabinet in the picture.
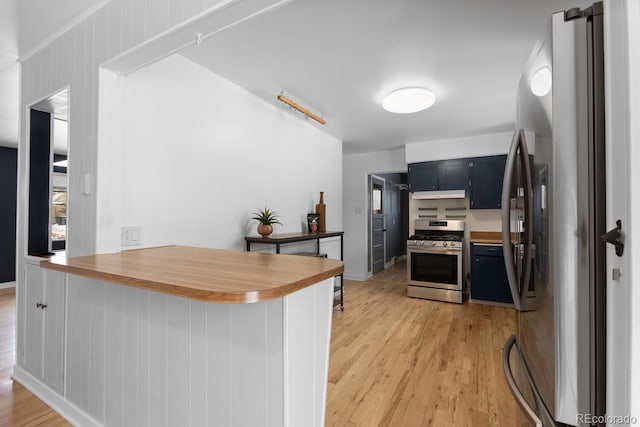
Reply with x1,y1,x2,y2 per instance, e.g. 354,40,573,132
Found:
23,263,66,393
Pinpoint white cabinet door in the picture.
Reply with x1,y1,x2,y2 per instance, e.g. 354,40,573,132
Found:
43,270,66,393
23,264,66,393
24,264,44,378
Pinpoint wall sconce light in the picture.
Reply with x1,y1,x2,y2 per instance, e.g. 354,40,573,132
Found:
277,94,327,125
530,66,552,97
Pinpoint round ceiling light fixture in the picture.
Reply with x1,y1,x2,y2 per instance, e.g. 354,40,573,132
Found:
382,87,436,114
530,66,552,97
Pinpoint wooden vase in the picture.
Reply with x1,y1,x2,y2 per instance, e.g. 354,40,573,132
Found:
315,192,326,233
257,224,273,237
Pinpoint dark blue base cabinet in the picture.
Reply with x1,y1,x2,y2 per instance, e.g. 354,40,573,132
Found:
470,243,513,304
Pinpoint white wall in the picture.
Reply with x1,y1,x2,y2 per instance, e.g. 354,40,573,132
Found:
0,62,19,147
111,54,341,252
405,131,534,163
342,147,406,280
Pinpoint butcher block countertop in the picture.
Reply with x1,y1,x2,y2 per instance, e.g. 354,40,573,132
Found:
40,245,344,304
469,231,504,244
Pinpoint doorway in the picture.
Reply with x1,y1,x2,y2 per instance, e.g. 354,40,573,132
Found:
369,172,409,276
370,175,385,274
28,89,69,256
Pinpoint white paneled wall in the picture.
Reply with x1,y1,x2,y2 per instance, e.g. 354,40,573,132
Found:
61,276,333,426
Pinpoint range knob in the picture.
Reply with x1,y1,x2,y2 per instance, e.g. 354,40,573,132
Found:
442,242,449,248
431,241,437,246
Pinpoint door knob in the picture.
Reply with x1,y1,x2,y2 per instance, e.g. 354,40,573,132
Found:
601,219,624,257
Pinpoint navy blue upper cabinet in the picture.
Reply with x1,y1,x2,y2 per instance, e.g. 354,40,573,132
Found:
408,161,439,191
468,155,507,209
438,159,468,190
408,159,468,192
409,155,506,205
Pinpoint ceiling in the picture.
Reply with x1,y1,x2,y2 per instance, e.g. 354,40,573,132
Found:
180,0,591,154
1,0,592,153
0,0,104,147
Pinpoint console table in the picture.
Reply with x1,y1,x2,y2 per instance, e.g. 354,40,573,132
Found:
245,231,344,310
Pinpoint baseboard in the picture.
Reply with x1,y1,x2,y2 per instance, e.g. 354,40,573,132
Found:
343,272,370,281
12,365,102,427
384,255,407,269
0,281,16,290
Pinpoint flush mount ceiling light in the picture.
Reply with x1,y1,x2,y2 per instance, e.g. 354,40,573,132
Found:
382,87,436,114
530,66,552,97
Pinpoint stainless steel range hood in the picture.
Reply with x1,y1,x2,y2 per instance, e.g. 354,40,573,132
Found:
410,190,466,200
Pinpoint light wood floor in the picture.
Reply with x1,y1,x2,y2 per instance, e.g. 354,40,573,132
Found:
326,261,521,426
0,262,521,426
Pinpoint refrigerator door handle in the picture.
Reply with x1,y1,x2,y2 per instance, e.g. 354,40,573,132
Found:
502,335,543,427
519,130,534,307
502,130,523,310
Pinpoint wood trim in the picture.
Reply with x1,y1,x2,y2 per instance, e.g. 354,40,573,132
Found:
277,95,327,125
40,246,344,304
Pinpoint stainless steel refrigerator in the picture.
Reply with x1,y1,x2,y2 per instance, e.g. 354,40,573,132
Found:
501,3,607,426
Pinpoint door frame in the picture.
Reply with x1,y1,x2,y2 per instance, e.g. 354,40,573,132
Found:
368,174,386,275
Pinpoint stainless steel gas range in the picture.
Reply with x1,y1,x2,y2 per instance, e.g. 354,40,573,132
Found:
407,219,464,303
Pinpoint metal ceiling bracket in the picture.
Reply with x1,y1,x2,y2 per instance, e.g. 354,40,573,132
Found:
602,219,624,257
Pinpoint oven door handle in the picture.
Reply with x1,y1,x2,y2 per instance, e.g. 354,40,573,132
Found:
408,248,462,254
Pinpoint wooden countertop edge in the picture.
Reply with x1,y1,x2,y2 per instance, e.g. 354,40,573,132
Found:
469,231,504,244
40,253,344,304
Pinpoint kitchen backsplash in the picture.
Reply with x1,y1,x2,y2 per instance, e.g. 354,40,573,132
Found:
409,196,502,290
409,197,501,235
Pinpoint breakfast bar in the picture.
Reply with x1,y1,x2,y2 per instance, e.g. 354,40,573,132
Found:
16,246,343,427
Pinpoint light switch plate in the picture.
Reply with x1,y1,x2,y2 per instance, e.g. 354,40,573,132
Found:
122,226,141,246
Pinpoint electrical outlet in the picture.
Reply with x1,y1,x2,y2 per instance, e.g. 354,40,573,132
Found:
122,226,141,246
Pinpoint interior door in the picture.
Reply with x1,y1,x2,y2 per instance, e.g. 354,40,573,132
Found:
370,175,385,274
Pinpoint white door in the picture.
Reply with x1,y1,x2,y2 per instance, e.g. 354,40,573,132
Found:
23,264,44,378
42,270,66,393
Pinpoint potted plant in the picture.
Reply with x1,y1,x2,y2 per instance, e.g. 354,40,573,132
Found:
251,207,282,237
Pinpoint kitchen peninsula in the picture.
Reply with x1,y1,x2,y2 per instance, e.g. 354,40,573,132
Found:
16,246,343,427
